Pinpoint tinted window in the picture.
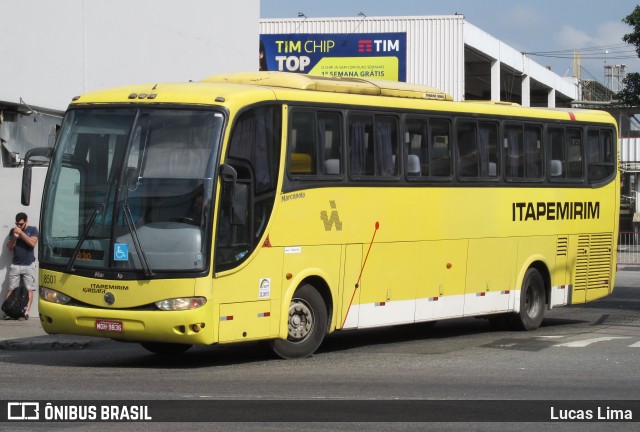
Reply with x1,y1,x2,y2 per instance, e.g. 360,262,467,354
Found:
349,114,398,179
505,124,543,181
457,120,499,179
288,110,343,177
587,128,616,182
405,117,452,179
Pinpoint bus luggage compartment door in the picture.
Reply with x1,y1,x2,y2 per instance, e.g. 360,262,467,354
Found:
218,301,272,343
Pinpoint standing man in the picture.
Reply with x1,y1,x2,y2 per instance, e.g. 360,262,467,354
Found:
5,212,38,320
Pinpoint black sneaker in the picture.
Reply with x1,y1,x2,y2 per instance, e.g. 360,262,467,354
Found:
24,314,29,321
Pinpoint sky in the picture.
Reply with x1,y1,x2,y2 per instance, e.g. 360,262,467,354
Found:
261,0,640,83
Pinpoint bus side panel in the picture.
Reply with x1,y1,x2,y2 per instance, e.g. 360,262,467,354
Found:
340,244,362,329
463,238,516,316
358,243,419,328
415,239,467,321
218,301,272,343
214,247,284,342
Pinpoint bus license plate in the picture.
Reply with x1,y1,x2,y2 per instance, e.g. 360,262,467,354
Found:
95,319,123,332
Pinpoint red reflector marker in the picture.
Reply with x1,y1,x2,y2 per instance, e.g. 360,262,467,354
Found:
220,316,234,321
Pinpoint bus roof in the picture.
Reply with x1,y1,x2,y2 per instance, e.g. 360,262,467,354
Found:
201,71,453,101
69,72,615,126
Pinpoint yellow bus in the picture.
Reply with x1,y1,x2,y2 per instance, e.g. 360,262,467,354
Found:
25,72,619,358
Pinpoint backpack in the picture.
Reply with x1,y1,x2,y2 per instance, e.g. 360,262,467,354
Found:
1,286,29,319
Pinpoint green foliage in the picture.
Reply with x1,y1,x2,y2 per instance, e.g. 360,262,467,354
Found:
617,72,640,106
622,6,640,57
619,7,640,105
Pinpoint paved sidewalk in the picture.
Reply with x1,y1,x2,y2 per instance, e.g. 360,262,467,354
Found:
0,302,104,350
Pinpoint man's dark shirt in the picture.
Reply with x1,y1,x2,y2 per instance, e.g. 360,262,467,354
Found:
11,226,38,265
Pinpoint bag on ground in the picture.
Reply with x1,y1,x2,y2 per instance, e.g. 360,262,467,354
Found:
1,286,29,319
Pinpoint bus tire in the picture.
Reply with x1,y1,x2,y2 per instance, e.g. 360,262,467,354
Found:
508,268,546,331
271,284,328,359
140,342,192,355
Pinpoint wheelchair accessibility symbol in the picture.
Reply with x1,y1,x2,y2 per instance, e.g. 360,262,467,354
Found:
114,243,129,261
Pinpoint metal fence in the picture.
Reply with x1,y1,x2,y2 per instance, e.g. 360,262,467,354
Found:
618,232,640,265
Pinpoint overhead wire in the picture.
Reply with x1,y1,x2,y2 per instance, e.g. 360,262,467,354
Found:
524,43,638,60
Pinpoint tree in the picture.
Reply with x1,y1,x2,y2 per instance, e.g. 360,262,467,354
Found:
618,73,640,106
618,6,640,105
623,6,640,57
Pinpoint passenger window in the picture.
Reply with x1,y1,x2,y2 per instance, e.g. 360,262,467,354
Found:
457,120,499,179
288,110,343,177
405,117,451,179
289,111,315,174
587,128,615,182
567,128,583,179
349,114,398,178
430,119,452,177
549,127,583,181
505,124,542,181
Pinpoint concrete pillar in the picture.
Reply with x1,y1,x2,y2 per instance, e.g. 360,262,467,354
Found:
547,88,556,108
491,60,500,102
521,75,530,107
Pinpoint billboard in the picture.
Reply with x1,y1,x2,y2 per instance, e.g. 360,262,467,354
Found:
260,33,407,82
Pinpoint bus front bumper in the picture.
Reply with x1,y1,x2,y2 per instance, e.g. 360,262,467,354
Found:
38,300,217,346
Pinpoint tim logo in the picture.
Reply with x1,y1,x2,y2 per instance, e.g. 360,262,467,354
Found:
7,402,40,420
358,40,373,53
358,39,400,53
320,200,343,231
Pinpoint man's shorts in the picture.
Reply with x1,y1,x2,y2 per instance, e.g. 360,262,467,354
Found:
8,263,38,291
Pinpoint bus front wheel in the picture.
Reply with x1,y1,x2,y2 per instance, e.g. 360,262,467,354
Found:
271,284,328,359
509,268,546,331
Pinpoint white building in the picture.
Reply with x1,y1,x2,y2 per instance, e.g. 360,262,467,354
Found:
260,15,578,107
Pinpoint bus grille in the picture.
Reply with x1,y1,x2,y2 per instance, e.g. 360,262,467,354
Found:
574,233,613,291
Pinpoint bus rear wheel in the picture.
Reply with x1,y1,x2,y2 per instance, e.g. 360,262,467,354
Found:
271,284,328,359
140,342,192,355
508,268,546,331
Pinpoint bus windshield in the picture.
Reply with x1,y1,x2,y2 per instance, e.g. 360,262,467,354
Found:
40,108,224,276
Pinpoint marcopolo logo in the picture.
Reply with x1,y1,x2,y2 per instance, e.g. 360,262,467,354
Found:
320,200,343,231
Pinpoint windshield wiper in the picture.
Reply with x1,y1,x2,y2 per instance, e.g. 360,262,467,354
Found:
122,203,154,277
66,204,104,272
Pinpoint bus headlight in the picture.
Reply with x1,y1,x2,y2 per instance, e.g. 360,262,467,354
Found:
155,297,206,311
40,287,72,305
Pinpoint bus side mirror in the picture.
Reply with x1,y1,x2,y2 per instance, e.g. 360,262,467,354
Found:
21,166,32,206
21,146,53,206
218,164,248,226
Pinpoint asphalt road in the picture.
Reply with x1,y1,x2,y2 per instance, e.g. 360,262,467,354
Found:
1,271,639,432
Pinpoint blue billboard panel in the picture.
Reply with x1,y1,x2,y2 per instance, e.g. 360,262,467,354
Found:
260,33,407,82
